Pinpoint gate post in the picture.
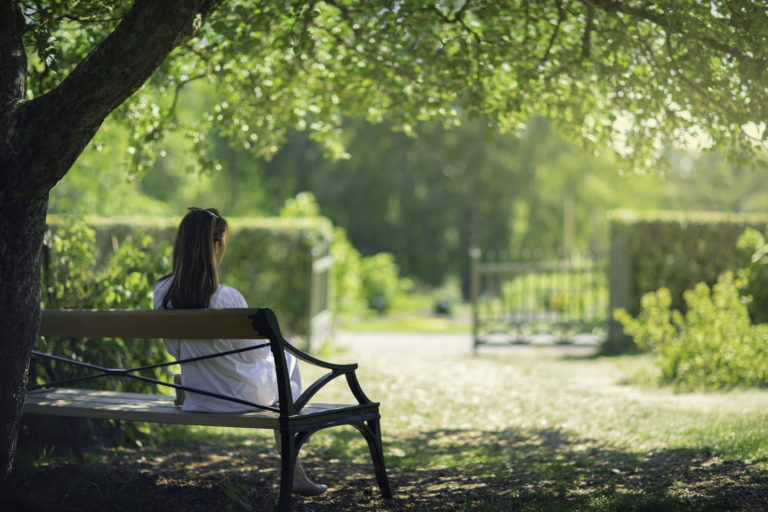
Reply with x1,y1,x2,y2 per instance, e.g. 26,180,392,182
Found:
603,234,633,354
470,248,481,351
307,243,333,353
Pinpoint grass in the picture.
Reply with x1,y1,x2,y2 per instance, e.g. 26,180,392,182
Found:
338,294,472,333
9,338,768,510
338,312,471,333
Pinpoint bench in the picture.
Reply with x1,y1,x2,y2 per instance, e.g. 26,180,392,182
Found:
23,307,393,511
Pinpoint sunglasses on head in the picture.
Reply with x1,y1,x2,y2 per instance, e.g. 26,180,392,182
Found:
188,207,220,218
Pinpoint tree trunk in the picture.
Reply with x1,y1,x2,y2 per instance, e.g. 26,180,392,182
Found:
0,197,47,480
0,0,224,485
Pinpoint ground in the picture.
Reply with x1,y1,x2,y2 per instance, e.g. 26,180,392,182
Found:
7,331,768,511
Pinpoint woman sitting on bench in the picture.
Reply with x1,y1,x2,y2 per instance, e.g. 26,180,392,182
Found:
153,207,327,496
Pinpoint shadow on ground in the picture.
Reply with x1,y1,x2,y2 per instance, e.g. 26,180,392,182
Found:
7,423,768,511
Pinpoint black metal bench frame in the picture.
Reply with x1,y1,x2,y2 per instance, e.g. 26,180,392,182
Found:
24,307,393,511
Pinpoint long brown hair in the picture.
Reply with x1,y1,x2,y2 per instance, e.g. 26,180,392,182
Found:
162,207,229,309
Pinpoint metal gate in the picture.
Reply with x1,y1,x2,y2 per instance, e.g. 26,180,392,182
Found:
470,248,608,349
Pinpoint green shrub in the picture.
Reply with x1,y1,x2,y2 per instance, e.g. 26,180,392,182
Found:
736,227,768,324
330,226,364,314
360,252,411,313
221,216,333,343
277,191,413,315
615,273,768,390
45,214,334,345
37,218,173,393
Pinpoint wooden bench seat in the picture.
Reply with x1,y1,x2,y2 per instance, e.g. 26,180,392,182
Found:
24,388,373,429
23,307,392,511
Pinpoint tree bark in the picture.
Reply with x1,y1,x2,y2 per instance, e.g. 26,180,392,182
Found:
0,0,224,483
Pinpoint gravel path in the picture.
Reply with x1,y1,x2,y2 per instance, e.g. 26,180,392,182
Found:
333,330,600,358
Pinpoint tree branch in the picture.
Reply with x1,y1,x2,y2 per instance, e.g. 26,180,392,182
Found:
0,0,27,103
5,0,225,202
584,0,767,68
581,3,594,60
541,0,566,65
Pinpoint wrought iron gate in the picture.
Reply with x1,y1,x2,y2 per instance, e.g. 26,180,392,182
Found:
470,248,608,349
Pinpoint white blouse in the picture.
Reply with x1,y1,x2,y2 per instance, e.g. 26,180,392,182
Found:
153,277,301,412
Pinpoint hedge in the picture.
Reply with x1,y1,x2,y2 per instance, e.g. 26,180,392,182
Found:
605,209,768,353
44,215,334,348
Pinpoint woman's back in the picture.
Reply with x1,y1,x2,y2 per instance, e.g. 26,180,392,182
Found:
153,278,299,412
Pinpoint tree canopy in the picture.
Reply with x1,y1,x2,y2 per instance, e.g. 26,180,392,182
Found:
24,0,768,174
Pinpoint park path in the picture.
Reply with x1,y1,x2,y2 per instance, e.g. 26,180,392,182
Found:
333,329,599,358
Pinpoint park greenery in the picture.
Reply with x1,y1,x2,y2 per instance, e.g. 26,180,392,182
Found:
616,225,768,391
33,4,768,392
4,0,768,502
50,108,768,291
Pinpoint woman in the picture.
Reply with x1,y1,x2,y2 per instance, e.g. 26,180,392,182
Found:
154,207,326,496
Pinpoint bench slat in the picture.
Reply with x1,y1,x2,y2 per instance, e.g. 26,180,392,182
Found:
38,309,266,339
24,389,367,429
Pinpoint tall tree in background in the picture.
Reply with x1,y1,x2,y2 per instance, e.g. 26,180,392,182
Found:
1,0,766,481
256,120,531,285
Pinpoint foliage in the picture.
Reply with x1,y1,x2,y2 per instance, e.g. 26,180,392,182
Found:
37,218,172,393
736,227,768,324
359,252,411,313
44,214,334,347
46,121,172,216
54,106,768,293
23,1,768,173
615,273,768,390
277,191,412,315
609,210,768,315
222,217,332,342
330,226,364,314
224,118,624,287
40,220,98,309
278,190,322,218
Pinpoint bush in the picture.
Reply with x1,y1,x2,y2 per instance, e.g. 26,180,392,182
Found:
277,191,412,316
45,213,334,345
360,252,410,313
38,218,173,393
736,227,768,324
609,210,768,316
330,226,364,314
615,273,768,390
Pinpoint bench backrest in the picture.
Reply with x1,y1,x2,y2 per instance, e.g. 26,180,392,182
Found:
38,308,267,339
35,307,363,417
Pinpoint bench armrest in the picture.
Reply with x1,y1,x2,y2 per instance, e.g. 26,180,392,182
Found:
251,308,374,414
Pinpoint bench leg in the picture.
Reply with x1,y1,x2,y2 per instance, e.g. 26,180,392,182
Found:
355,418,393,499
277,430,297,512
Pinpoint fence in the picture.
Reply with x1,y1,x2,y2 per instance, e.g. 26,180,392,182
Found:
470,248,608,349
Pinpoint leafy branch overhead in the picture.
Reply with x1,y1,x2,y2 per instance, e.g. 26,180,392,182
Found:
23,0,768,172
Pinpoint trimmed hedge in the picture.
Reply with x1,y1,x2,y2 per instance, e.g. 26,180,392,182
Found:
44,215,333,347
609,210,768,315
605,210,768,353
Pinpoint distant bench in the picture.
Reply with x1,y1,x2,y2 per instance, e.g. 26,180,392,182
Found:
23,307,392,511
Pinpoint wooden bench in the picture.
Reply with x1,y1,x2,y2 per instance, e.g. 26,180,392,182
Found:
23,307,393,511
